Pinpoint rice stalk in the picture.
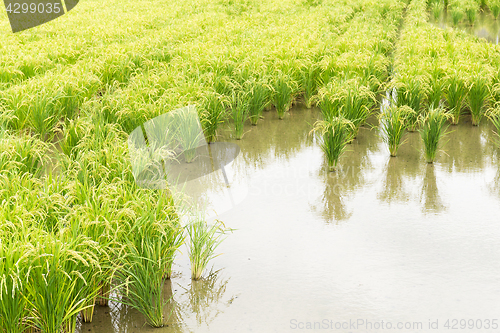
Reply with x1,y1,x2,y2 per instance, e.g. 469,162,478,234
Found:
229,86,250,140
199,91,226,143
186,216,229,280
379,105,409,157
310,116,355,172
419,106,450,163
248,78,271,126
271,72,298,120
444,74,467,125
467,74,491,126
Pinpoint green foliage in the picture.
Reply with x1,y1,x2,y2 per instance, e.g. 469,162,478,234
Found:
380,105,409,157
419,106,450,163
310,116,355,171
467,74,491,126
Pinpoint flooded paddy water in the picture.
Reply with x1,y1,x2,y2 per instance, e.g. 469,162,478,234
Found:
78,107,500,333
429,9,500,44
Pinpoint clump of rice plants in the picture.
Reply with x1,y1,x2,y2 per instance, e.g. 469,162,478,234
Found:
444,74,468,125
229,87,250,140
464,0,480,24
339,79,376,138
114,195,182,327
310,116,355,172
467,74,491,126
0,238,28,333
379,105,409,157
271,72,298,120
450,5,465,25
247,78,271,126
488,0,500,19
199,91,227,143
419,106,450,163
186,216,230,280
300,62,321,109
431,1,444,19
28,89,63,140
316,82,342,122
24,233,101,333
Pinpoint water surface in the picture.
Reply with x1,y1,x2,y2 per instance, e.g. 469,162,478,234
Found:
78,107,500,333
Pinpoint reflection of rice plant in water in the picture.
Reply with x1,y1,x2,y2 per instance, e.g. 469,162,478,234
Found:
186,216,230,280
444,74,467,125
468,74,491,126
488,0,500,19
310,116,355,172
248,79,271,126
380,105,409,157
229,87,250,140
271,72,297,120
419,106,450,163
199,91,226,143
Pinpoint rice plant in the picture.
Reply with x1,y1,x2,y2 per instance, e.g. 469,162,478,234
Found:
444,74,468,125
271,72,297,120
199,91,227,143
379,105,408,157
464,0,480,24
310,116,355,172
450,6,465,25
488,0,500,18
186,216,230,280
28,89,63,140
247,79,271,126
23,233,100,333
419,106,450,163
431,1,444,19
229,87,250,140
468,74,491,126
0,238,29,333
339,80,376,138
300,62,321,109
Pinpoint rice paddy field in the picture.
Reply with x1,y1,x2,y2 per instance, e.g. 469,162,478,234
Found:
1,0,500,332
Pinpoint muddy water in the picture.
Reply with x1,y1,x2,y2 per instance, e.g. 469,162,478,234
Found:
78,107,500,333
429,9,500,44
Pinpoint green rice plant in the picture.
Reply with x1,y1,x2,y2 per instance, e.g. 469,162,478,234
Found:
0,239,29,333
379,105,408,157
310,116,355,172
247,78,271,126
199,91,227,143
113,193,181,327
396,77,425,116
271,72,298,120
467,74,491,126
450,5,465,24
487,106,500,146
229,86,250,140
300,63,321,109
316,83,342,122
172,105,206,163
427,67,445,108
0,86,29,131
339,80,376,138
431,1,444,19
24,233,100,333
487,0,500,18
186,216,229,280
58,118,89,160
464,0,480,24
419,106,450,163
444,74,468,125
400,105,419,132
28,89,63,140
0,133,49,176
